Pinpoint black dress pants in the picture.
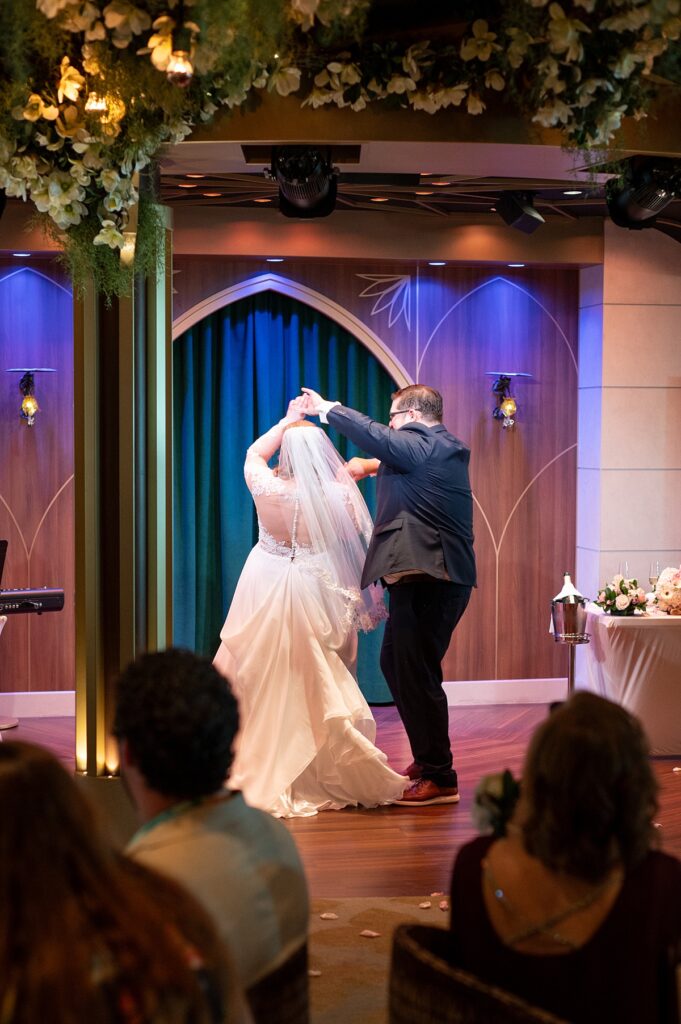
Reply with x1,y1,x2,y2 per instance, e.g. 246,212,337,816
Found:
380,579,471,788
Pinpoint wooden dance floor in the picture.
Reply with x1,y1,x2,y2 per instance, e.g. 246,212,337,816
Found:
11,704,681,899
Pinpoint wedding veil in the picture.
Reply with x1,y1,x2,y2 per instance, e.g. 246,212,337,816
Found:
279,425,386,632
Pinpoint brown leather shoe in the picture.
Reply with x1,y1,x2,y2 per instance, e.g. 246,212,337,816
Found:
402,761,424,780
394,778,460,806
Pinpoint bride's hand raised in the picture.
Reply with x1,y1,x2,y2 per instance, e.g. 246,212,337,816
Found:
286,396,307,420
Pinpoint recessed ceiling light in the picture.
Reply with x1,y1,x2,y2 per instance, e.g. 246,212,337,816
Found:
563,189,582,196
490,206,497,212
507,263,525,268
186,173,205,179
428,261,446,266
12,252,31,257
415,190,434,196
177,183,197,189
202,192,221,197
371,197,389,202
266,257,284,262
254,198,271,203
432,181,451,186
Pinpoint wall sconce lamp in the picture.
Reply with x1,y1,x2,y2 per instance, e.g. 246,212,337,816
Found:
6,367,56,427
487,371,532,429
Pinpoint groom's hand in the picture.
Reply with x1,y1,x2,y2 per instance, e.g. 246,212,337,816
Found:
300,387,325,415
301,387,341,422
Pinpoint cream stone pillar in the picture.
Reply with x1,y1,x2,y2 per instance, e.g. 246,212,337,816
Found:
576,222,681,679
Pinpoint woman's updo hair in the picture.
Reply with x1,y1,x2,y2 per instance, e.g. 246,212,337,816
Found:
520,692,658,882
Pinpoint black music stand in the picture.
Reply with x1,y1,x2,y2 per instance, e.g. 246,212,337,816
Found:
0,542,18,731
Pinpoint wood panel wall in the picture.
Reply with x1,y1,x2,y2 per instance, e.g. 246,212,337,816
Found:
0,253,578,692
0,261,74,692
173,256,578,682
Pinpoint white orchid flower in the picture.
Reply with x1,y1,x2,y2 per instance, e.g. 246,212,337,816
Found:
58,57,86,103
10,156,39,180
460,20,499,62
485,70,505,91
289,0,321,32
467,92,485,114
532,98,573,126
36,0,77,17
301,88,334,109
435,85,468,108
268,66,302,96
547,3,590,63
52,200,88,228
1,173,29,200
94,218,125,248
601,8,651,33
410,91,442,113
386,75,416,94
506,28,533,69
103,1,152,45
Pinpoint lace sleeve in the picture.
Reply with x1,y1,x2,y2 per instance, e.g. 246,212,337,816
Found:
244,449,275,497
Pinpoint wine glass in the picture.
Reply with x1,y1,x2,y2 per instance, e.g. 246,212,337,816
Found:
649,560,660,590
618,560,630,579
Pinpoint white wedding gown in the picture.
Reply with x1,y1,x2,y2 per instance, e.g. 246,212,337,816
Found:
213,445,406,818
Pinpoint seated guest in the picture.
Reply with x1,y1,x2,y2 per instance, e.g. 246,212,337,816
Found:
450,692,681,1024
114,648,309,990
0,740,246,1024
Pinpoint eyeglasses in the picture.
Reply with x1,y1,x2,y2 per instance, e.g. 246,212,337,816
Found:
388,408,411,423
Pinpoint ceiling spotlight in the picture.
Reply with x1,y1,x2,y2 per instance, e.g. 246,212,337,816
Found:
428,261,446,266
266,257,284,262
606,156,681,230
266,146,338,218
496,191,545,235
415,190,434,196
371,197,389,203
507,263,525,268
563,189,582,196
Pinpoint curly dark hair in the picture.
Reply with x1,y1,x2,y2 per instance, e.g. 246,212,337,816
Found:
391,384,443,423
521,692,659,883
113,648,239,800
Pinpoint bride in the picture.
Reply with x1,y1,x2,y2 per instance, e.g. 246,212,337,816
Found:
213,398,406,817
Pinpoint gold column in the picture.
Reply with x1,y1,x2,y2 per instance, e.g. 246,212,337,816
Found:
74,216,173,778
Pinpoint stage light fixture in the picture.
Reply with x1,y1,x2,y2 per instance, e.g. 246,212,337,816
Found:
266,147,338,218
496,191,545,235
606,156,681,230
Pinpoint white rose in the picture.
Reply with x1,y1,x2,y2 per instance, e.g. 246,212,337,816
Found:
615,594,631,611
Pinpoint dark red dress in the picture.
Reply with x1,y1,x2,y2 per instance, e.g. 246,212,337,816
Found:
449,835,681,1023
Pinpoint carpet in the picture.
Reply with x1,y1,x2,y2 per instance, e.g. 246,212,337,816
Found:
309,895,450,1024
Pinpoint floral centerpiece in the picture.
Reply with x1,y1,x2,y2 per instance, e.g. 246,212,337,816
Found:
471,769,521,837
595,574,647,616
655,565,681,615
1,1,680,296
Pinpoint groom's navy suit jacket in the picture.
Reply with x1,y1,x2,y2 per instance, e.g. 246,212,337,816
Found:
327,406,476,591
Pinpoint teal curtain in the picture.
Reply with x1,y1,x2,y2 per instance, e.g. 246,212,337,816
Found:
173,289,396,702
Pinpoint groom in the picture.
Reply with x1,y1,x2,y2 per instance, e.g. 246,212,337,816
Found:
301,385,476,806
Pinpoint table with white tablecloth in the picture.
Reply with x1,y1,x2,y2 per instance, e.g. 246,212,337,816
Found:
579,605,681,756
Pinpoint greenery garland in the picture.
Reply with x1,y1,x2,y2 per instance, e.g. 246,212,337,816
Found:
1,0,679,296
